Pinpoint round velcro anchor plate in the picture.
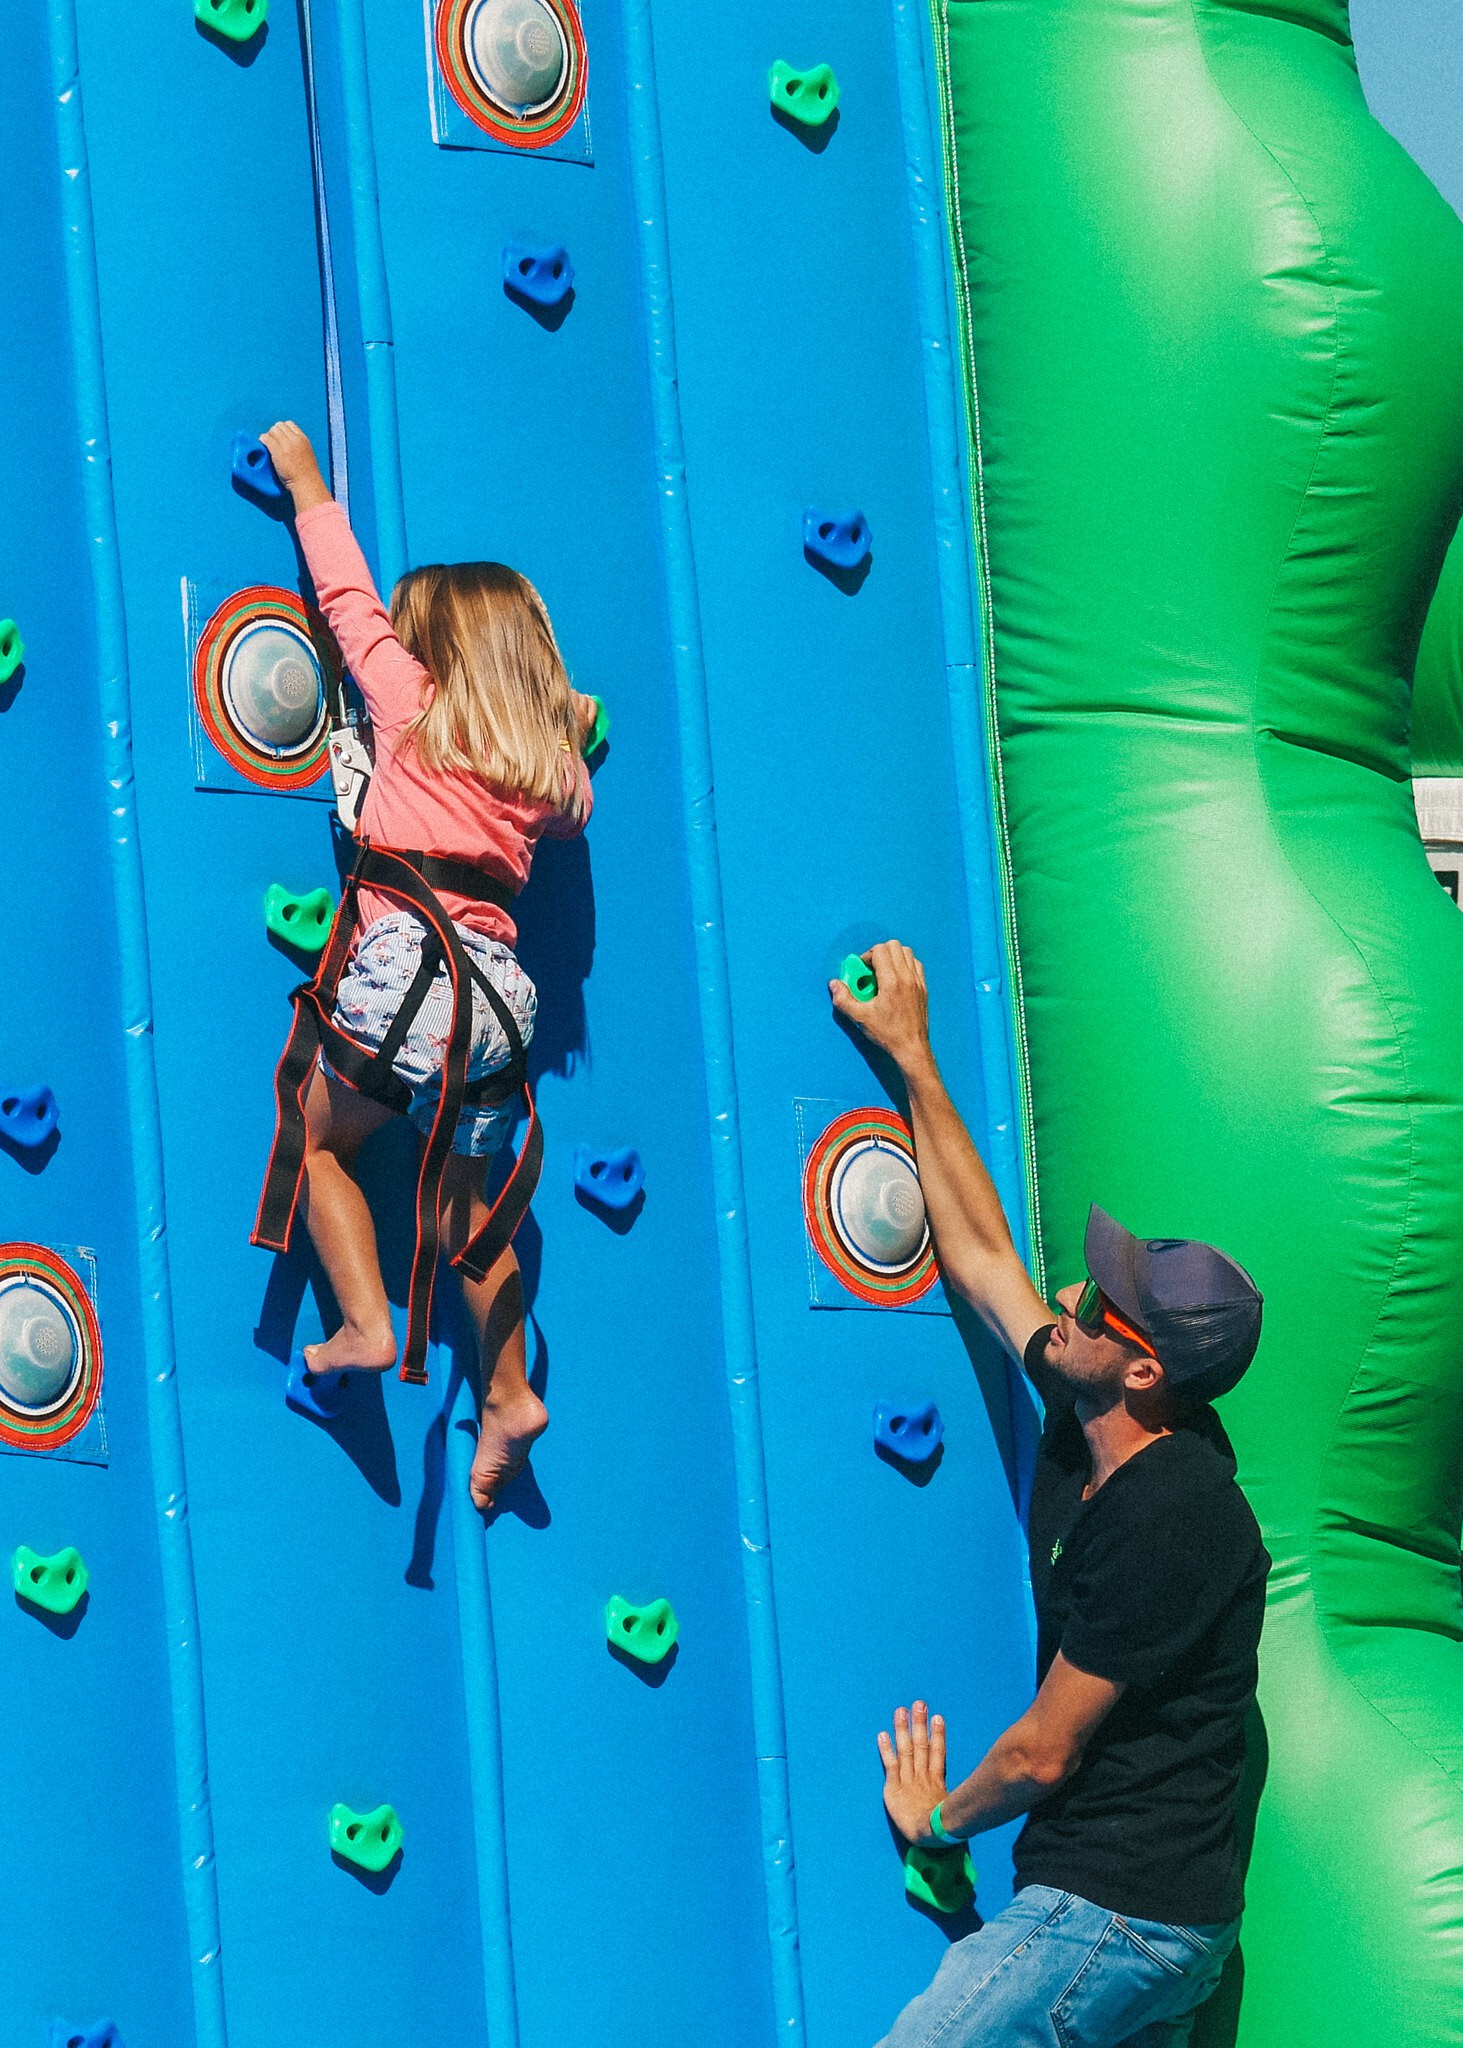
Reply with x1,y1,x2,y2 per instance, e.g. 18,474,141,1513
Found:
194,586,332,790
0,1246,102,1451
803,1108,938,1307
436,0,587,147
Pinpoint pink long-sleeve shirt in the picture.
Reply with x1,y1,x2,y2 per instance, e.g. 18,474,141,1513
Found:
295,499,591,947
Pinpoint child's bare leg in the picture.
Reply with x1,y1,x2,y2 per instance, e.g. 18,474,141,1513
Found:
298,1065,399,1374
440,1152,547,1509
461,1242,546,1511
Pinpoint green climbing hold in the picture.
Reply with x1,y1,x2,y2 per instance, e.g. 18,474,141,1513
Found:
195,0,269,40
583,695,610,757
605,1594,679,1666
264,883,334,954
839,953,877,1002
0,619,25,687
903,1842,977,1916
13,1545,88,1617
769,60,841,130
329,1801,403,1873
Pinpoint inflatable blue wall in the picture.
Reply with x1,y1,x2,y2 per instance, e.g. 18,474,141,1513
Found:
1,4,1452,2046
1,4,1035,2044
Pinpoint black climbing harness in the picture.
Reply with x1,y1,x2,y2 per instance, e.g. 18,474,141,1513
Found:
251,840,542,1386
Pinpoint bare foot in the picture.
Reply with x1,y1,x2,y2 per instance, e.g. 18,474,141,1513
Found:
470,1388,548,1510
303,1321,397,1375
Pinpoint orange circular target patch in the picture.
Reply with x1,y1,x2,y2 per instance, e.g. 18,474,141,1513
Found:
0,1244,103,1452
802,1108,938,1308
435,0,587,148
193,585,333,791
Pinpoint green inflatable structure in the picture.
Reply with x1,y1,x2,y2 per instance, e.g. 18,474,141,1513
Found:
932,2,1463,2042
1415,525,1463,776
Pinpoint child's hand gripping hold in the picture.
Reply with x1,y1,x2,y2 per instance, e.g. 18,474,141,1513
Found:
260,420,333,514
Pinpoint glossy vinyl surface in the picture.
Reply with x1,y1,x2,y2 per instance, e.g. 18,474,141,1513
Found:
0,5,196,2038
935,0,1463,2040
5,0,1039,2040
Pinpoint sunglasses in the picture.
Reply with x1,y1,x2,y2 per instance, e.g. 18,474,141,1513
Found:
1074,1277,1158,1358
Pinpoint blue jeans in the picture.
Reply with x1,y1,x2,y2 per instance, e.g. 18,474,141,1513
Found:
875,1886,1238,2047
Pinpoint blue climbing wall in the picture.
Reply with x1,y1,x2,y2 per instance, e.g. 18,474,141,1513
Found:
0,9,196,2041
3,3,1039,2045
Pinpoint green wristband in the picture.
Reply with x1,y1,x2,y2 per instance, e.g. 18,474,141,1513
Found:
929,1800,960,1844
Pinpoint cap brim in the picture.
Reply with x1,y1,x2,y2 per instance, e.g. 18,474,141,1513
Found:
1084,1204,1145,1324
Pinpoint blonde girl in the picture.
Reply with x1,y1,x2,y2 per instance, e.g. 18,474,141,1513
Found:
260,421,595,1509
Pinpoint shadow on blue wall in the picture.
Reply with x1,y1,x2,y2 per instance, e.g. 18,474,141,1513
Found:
515,833,595,1085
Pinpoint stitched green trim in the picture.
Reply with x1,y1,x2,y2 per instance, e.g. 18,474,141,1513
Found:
925,0,1045,1291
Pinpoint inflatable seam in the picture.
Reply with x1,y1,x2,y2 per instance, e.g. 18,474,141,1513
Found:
325,8,521,2033
46,1,228,2037
891,0,1037,1285
927,0,1047,1294
622,1,806,2034
336,0,408,591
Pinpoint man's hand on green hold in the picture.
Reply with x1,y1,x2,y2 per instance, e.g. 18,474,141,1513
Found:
829,940,935,1077
260,419,332,514
878,1699,949,1848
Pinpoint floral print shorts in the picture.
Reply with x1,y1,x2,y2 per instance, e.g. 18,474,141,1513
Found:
325,912,536,1157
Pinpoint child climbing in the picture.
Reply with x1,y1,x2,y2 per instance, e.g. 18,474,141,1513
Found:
258,421,595,1510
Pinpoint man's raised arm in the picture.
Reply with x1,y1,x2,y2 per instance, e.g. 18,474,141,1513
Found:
829,941,1050,1363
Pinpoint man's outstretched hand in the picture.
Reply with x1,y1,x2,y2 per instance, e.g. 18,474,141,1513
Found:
828,941,933,1074
878,1700,949,1847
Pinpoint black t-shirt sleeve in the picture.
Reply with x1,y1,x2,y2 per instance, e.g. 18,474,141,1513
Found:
1023,1321,1072,1421
1060,1459,1260,1688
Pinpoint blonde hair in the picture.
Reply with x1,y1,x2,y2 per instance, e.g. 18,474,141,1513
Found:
389,560,582,816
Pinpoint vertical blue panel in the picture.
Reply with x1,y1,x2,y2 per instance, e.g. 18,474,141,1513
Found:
69,4,488,2043
0,6,198,2043
352,1,779,2042
8,0,1045,2039
641,3,1037,2041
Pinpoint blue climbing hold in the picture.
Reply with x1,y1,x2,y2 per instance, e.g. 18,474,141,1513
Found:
803,507,873,574
503,242,575,310
573,1144,645,1212
231,434,286,504
874,1399,944,1466
285,1354,349,1422
49,2022,125,2048
0,1084,58,1150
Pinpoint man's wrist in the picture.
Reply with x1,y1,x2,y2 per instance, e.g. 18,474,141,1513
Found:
929,1800,965,1844
896,1044,940,1092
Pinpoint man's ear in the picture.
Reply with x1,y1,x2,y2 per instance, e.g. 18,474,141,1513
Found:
1123,1352,1165,1394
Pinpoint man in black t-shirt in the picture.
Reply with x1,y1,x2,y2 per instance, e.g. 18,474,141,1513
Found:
830,944,1270,2048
